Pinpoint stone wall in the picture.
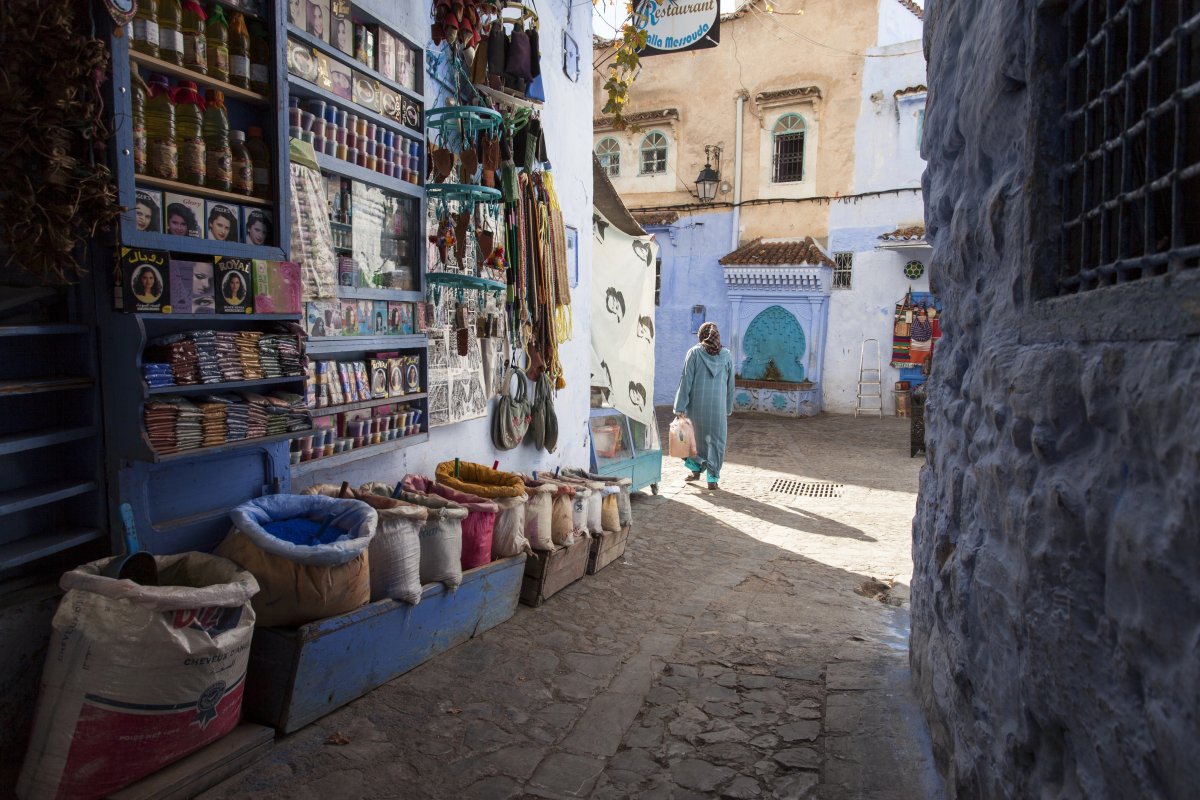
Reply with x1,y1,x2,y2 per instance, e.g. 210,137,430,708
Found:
912,1,1200,798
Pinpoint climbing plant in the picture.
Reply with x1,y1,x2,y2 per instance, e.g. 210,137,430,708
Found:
597,0,656,130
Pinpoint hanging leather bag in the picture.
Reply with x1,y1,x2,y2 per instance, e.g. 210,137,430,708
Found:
528,372,558,451
492,367,532,450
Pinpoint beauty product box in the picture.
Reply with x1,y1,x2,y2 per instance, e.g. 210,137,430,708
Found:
169,259,216,314
134,188,164,233
214,256,255,314
205,200,242,243
163,193,204,238
119,247,171,313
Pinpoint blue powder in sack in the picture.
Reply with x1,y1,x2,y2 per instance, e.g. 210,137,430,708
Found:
262,517,350,546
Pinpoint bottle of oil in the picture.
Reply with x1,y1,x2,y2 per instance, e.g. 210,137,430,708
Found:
181,0,207,74
131,72,149,175
145,73,177,180
228,11,251,89
248,21,270,96
157,0,184,66
175,80,206,186
245,126,271,198
131,0,160,59
203,90,232,191
205,3,230,83
229,130,253,195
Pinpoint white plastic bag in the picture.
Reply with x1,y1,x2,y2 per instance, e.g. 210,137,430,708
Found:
18,553,259,800
394,489,467,590
520,480,557,551
492,494,530,558
668,416,698,458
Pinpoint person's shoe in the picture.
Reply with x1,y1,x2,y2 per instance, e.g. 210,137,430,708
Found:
685,471,701,482
706,482,719,490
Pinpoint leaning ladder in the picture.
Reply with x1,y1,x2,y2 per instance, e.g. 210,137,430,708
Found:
855,338,883,417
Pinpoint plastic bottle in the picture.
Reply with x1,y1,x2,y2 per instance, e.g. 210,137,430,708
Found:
174,81,206,186
145,73,177,180
248,22,270,96
203,89,231,191
245,126,271,198
131,0,160,59
230,130,253,195
181,0,207,75
131,72,149,175
157,0,184,66
227,11,251,89
205,3,229,83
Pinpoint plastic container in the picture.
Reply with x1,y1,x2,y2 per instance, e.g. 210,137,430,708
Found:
131,72,149,175
181,0,207,74
227,10,250,89
132,0,160,59
246,126,271,198
157,0,184,65
203,89,232,191
205,3,230,82
230,130,253,196
249,20,271,95
145,73,178,180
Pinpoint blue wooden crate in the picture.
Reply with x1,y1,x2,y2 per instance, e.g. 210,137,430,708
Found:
243,553,526,733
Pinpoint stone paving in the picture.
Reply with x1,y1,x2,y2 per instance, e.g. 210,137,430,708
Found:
205,411,945,799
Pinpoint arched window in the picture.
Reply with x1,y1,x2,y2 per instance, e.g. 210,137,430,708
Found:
595,138,620,177
640,132,668,175
772,114,806,183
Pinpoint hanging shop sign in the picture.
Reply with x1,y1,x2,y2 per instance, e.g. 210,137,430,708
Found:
636,0,720,57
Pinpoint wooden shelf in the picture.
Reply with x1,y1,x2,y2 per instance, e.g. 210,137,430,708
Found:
306,334,428,355
0,425,97,456
313,152,424,199
0,377,94,397
0,527,105,571
310,392,427,418
136,175,272,206
151,429,309,463
129,50,270,105
286,24,423,106
287,76,423,141
0,323,88,337
146,375,305,396
335,287,423,302
290,431,429,476
136,312,301,321
0,480,98,517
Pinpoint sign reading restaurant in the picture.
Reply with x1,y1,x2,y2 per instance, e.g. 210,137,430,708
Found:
636,0,721,56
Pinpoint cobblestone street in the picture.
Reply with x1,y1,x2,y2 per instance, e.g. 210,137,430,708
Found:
206,412,944,799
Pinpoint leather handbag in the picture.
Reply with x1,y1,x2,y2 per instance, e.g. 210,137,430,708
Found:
492,367,532,450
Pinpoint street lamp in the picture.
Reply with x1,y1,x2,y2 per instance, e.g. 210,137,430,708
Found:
695,145,721,203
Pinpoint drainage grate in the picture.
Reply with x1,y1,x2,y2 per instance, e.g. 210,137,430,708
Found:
770,479,844,498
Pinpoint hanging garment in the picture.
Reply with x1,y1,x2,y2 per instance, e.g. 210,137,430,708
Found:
487,22,507,86
505,26,532,92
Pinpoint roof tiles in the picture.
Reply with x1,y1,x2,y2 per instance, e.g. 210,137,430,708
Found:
720,237,835,267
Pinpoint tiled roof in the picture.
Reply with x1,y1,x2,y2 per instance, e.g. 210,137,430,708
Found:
879,225,926,241
632,211,680,227
755,86,822,105
720,237,835,267
894,85,928,98
594,108,679,129
897,0,924,20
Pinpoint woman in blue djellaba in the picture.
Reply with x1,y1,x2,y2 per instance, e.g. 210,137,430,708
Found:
673,322,735,490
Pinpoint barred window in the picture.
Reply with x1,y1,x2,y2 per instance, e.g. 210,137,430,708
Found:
595,138,620,177
640,132,668,175
833,251,853,289
772,114,806,183
1058,0,1200,296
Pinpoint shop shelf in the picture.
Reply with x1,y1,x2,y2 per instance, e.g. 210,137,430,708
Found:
287,76,422,141
123,229,285,262
289,431,429,477
0,323,88,337
129,51,271,106
145,375,305,396
425,183,502,204
136,312,301,321
309,392,427,418
0,527,106,571
313,152,424,199
306,334,428,355
0,425,97,456
0,480,98,517
425,272,506,292
0,377,94,397
335,286,424,302
285,25,424,106
151,429,310,464
135,175,272,206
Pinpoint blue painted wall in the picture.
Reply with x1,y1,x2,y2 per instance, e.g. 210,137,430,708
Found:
648,209,734,407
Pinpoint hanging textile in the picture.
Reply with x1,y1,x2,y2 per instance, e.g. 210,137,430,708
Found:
891,290,942,368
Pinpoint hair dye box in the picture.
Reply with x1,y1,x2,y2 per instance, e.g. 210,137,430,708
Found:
214,257,255,314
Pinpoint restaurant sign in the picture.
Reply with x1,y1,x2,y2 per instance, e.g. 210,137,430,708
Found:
636,0,720,57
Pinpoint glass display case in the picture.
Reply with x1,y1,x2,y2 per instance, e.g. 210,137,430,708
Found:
588,407,662,494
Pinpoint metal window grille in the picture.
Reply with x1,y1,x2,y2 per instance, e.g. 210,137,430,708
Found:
596,138,620,177
655,258,662,305
641,132,668,175
1058,0,1200,295
833,251,853,289
773,114,807,183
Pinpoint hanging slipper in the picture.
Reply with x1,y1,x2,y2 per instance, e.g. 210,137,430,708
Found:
459,145,479,184
431,145,455,183
453,212,471,263
481,133,501,188
476,229,495,261
470,33,490,84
